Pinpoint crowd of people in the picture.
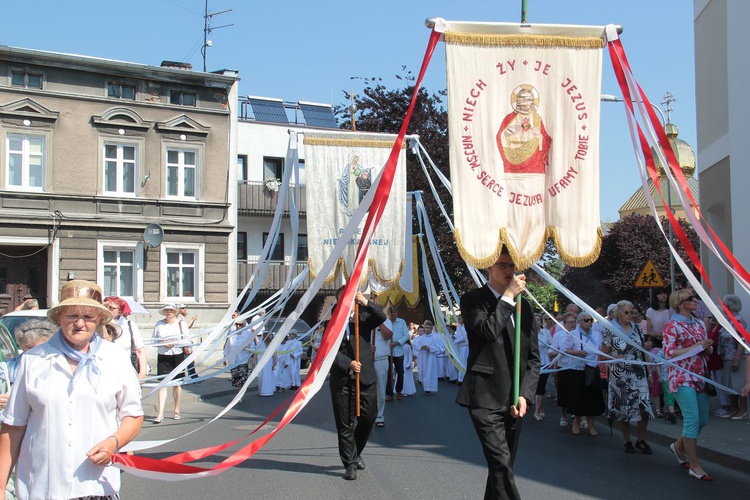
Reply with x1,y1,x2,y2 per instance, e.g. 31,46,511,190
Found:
536,289,750,482
0,275,748,495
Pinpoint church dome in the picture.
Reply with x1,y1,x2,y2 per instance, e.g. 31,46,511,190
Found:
655,122,695,178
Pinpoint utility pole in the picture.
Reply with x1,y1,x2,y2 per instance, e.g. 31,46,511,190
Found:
201,0,233,72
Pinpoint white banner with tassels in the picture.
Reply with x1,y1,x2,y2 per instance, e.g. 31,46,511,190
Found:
303,131,407,285
445,22,605,269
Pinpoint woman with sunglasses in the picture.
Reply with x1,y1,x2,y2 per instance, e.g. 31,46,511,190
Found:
663,289,715,480
561,312,605,436
603,300,654,454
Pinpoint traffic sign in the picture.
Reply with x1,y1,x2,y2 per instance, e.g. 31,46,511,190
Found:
635,259,665,288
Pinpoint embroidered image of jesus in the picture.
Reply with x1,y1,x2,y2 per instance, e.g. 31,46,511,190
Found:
496,85,552,174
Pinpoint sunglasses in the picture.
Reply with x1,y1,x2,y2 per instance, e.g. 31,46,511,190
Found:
582,318,594,323
682,295,699,303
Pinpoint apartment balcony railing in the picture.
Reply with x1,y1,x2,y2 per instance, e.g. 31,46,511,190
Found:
237,181,306,216
237,260,337,293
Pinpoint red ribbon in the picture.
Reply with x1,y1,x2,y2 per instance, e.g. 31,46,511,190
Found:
112,28,442,477
608,37,750,345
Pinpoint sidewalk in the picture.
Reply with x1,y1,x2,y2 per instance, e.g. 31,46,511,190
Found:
591,395,749,474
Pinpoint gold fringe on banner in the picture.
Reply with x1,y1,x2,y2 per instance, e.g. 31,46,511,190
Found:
444,32,605,49
303,137,406,149
306,257,406,288
454,226,603,271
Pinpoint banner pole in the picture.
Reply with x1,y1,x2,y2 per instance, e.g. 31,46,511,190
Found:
513,295,522,404
355,301,361,416
521,0,528,23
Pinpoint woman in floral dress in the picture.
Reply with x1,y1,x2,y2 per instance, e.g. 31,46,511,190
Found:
602,300,654,454
663,289,715,480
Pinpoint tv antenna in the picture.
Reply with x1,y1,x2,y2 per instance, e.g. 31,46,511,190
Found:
202,1,233,72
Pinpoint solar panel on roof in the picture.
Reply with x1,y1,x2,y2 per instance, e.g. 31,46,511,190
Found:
299,103,338,129
248,98,289,124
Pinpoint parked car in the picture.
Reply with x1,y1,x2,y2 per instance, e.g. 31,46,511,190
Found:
265,316,314,368
0,309,49,359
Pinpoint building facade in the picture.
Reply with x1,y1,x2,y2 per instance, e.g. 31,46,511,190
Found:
236,97,340,324
0,46,238,320
694,0,750,304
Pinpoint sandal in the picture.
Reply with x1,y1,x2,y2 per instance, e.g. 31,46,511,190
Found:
559,418,568,427
152,416,164,424
669,443,690,469
656,410,665,419
731,411,748,420
173,413,181,420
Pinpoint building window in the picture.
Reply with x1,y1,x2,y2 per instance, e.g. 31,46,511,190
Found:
170,91,196,106
97,240,143,301
103,249,135,297
104,143,137,195
237,154,248,181
107,82,136,100
166,250,196,299
11,71,42,89
166,148,197,199
297,234,308,261
263,157,283,182
237,232,247,260
262,232,285,261
6,133,44,190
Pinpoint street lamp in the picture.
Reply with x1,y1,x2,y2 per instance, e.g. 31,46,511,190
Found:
601,93,675,293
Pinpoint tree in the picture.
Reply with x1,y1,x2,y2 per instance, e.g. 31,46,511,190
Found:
560,214,700,308
335,69,478,299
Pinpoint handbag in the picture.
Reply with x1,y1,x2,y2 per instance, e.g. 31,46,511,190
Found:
179,320,191,356
584,364,599,388
127,321,140,372
579,331,599,388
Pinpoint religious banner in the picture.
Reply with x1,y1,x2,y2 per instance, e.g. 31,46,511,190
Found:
303,131,407,285
444,21,605,269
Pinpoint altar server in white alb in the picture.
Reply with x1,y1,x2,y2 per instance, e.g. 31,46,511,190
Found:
419,321,444,394
287,330,304,390
454,316,470,384
275,335,291,392
256,332,277,397
401,340,417,397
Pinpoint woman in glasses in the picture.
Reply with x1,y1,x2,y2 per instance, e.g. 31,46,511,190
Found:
663,289,715,480
561,312,605,435
602,300,654,455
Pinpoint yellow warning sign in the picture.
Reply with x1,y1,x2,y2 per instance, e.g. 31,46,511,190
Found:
635,259,665,288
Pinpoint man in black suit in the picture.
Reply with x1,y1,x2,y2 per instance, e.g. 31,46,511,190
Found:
456,247,540,500
329,286,386,480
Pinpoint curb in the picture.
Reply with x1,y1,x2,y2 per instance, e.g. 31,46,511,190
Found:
593,420,749,475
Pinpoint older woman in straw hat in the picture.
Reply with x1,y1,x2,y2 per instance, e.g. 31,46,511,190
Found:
0,280,143,499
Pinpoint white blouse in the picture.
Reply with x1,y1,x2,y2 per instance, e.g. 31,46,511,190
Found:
152,320,188,356
1,340,143,499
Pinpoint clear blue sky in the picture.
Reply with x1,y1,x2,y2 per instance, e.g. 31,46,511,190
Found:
2,0,696,222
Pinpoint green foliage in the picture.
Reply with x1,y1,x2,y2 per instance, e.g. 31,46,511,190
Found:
560,214,699,309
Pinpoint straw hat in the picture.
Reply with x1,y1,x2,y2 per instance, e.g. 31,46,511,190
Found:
159,303,179,315
47,280,113,325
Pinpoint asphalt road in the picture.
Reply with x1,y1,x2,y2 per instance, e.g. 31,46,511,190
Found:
121,382,750,499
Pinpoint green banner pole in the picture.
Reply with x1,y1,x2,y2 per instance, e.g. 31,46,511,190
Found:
513,297,522,404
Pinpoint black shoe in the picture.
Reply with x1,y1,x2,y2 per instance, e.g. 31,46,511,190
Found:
635,440,653,455
344,465,357,480
624,441,636,454
356,456,366,470
667,413,677,424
